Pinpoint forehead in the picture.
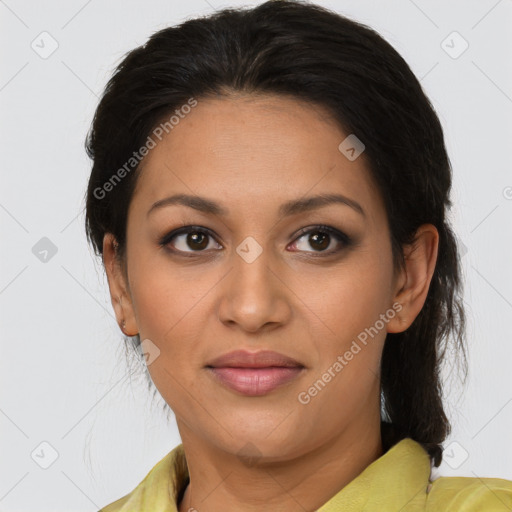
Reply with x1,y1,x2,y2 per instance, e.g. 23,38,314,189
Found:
131,94,385,224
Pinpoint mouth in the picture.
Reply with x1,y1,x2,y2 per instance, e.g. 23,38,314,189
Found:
205,349,306,396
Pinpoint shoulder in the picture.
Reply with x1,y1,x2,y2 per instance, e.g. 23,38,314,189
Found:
97,444,187,512
98,492,132,512
426,474,512,512
97,463,161,512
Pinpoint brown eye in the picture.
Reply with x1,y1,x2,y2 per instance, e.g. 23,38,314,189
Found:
307,232,330,251
290,225,351,254
185,231,209,250
160,227,222,254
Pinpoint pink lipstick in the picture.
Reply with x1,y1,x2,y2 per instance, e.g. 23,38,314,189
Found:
206,349,305,396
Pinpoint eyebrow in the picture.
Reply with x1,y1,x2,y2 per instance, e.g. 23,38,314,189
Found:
147,193,365,219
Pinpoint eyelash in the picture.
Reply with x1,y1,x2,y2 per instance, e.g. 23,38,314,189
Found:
158,224,352,258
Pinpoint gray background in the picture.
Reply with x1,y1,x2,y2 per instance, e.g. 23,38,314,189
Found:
1,0,511,510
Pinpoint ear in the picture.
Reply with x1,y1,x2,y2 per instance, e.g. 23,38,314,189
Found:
386,224,439,334
103,232,139,336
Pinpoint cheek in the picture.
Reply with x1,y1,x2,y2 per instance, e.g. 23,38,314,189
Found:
127,258,218,387
296,260,393,401
128,256,208,339
299,262,391,340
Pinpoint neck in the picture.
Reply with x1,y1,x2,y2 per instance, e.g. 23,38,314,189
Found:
177,416,383,512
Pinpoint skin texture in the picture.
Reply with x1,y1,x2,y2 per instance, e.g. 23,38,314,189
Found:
102,93,439,512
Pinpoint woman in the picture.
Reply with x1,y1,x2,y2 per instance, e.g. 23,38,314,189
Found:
84,1,512,510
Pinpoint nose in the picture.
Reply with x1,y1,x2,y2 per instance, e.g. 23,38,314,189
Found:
216,242,292,334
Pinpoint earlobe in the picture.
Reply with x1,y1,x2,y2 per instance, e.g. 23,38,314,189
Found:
386,224,439,334
103,232,139,336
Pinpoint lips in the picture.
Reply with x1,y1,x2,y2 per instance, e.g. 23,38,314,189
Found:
205,350,305,396
207,349,304,369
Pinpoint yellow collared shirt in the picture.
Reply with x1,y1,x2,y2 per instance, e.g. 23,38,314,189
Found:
98,438,512,511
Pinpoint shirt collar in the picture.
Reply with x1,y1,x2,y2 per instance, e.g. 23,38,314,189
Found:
155,436,432,511
317,437,432,510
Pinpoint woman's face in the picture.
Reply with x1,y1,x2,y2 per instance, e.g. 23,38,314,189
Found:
106,93,412,461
